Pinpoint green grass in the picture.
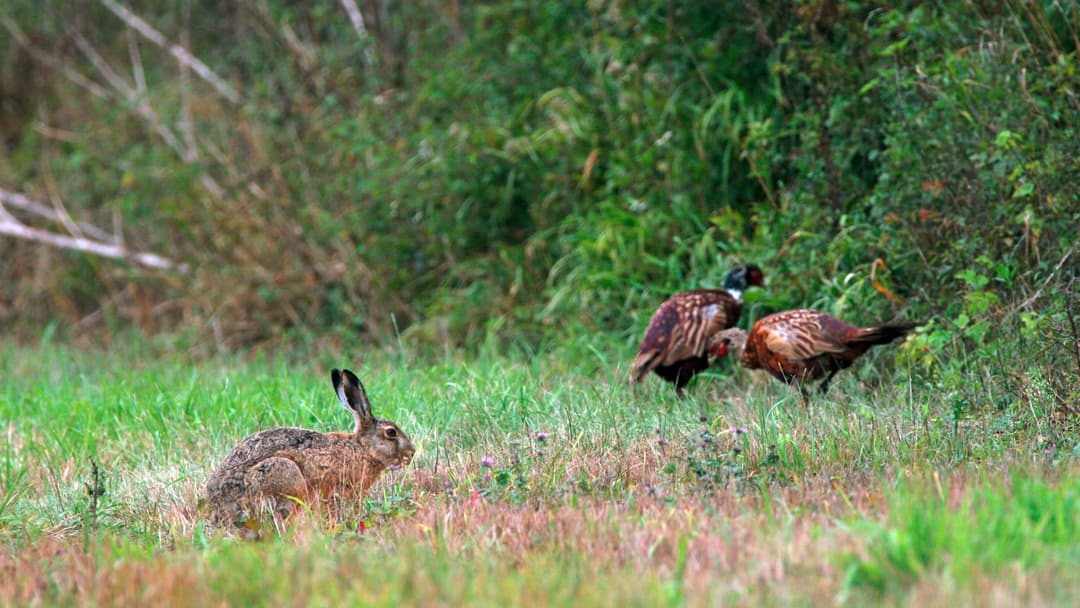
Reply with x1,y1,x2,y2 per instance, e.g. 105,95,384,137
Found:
1,336,1077,606
844,473,1080,594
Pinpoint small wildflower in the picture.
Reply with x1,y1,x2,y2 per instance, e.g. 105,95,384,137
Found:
730,426,749,436
480,456,495,468
536,431,549,442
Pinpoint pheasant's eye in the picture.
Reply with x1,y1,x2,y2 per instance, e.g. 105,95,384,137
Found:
385,427,398,438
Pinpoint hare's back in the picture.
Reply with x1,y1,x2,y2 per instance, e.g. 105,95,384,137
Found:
216,427,335,470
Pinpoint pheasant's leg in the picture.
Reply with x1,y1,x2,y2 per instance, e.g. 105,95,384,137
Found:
781,371,811,407
674,369,693,399
798,384,811,407
818,369,840,395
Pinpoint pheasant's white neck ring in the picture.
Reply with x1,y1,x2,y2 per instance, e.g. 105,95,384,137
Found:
727,288,744,302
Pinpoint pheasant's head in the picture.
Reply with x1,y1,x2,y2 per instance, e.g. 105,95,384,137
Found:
709,328,748,362
722,264,765,295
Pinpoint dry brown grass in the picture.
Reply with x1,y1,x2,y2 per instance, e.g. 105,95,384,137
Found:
5,436,1074,607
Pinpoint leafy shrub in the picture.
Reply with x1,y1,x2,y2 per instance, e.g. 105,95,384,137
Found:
0,1,1075,392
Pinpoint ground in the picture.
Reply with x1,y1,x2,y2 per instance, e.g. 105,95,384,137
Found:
1,339,1077,606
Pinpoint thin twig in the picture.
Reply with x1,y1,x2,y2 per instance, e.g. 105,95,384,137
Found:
267,1,317,73
0,14,111,100
69,29,135,97
0,188,187,272
127,28,147,95
70,28,223,198
70,29,188,158
178,0,199,161
41,154,86,241
340,0,376,66
0,217,185,271
100,0,241,104
0,189,115,243
1065,276,1080,380
1017,244,1077,310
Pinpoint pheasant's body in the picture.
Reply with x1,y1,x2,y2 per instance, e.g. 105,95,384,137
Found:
718,309,918,395
629,264,764,394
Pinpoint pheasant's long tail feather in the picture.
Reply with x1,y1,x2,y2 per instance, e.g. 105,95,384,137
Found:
851,320,920,346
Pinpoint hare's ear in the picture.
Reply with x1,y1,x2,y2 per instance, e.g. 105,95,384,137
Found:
331,368,376,433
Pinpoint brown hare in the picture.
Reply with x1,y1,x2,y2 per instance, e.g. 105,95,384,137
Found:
205,368,415,526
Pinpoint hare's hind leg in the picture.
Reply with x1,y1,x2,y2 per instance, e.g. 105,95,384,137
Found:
244,457,308,521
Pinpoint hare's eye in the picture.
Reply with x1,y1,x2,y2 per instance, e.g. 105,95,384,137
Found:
385,427,398,438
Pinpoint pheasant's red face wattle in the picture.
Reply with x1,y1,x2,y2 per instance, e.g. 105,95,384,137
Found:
710,341,730,357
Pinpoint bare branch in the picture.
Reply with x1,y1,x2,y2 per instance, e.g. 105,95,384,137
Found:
127,28,147,94
178,0,199,161
341,0,369,38
69,21,226,202
40,155,88,241
71,30,191,160
99,0,241,104
71,30,224,200
340,0,376,65
0,218,183,271
0,189,188,272
1018,243,1077,310
70,29,136,97
0,14,111,100
0,189,114,243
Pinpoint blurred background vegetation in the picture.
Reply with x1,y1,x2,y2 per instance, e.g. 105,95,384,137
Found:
1,1,1077,391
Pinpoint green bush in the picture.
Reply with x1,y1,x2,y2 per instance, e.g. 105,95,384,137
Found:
0,1,1075,378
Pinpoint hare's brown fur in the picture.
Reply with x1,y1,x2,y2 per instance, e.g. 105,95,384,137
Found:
205,369,414,525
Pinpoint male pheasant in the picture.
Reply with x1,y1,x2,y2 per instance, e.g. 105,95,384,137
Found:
628,264,765,395
713,309,918,397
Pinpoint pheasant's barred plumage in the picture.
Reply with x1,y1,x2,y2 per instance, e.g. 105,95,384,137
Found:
629,264,764,394
715,309,918,397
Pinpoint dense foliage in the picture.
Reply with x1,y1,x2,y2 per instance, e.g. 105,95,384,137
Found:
2,2,1077,373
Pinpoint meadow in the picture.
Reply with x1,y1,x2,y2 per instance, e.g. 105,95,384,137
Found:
1,332,1077,607
2,1,1079,605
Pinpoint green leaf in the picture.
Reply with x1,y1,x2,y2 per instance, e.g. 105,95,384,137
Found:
878,38,911,57
995,130,1021,148
1012,182,1035,199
